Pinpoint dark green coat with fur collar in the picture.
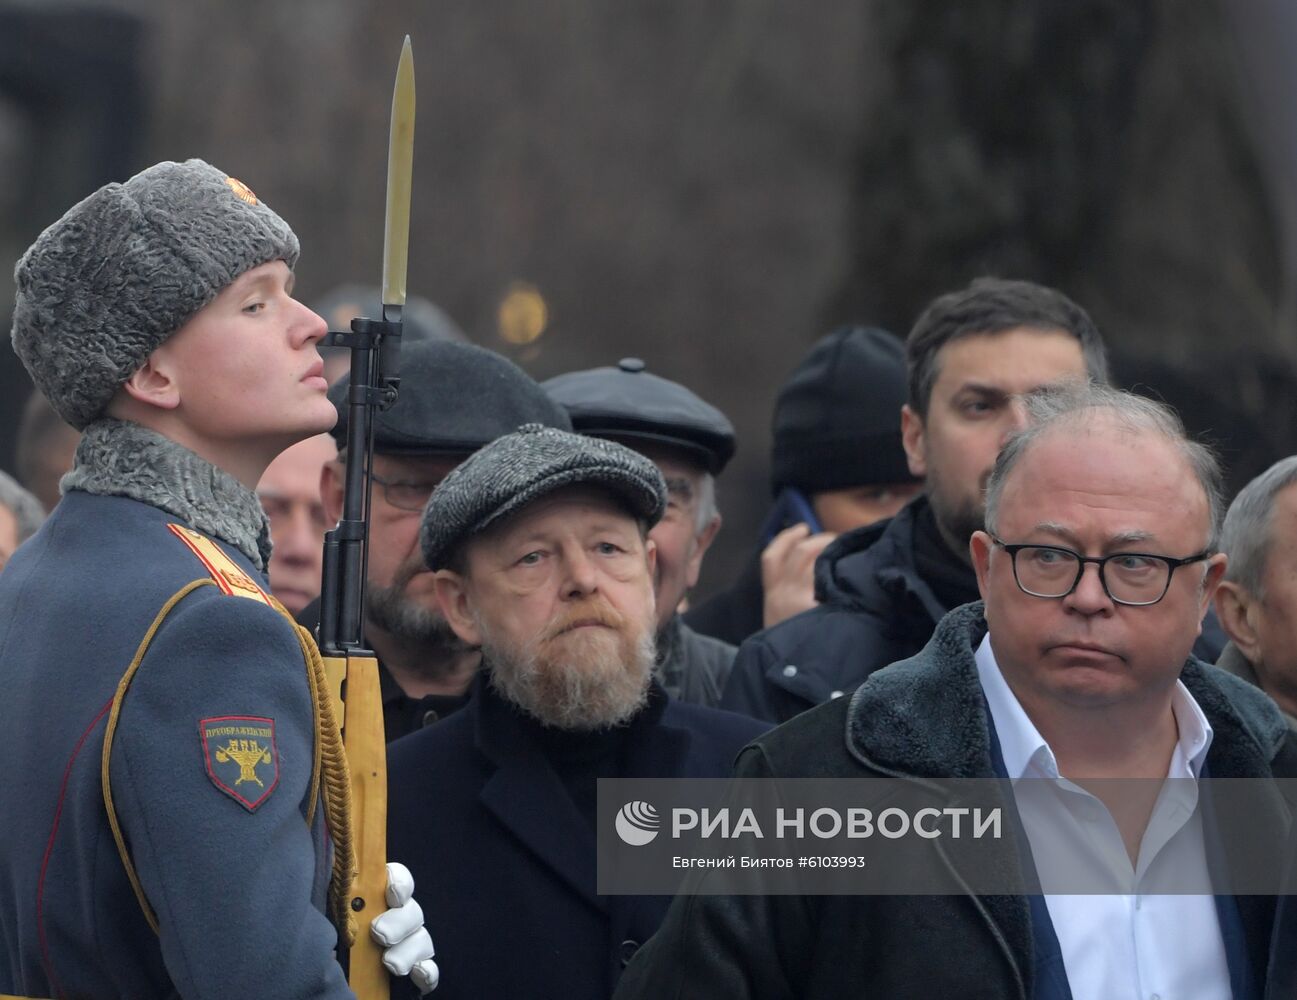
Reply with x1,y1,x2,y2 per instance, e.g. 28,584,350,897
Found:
615,602,1297,1000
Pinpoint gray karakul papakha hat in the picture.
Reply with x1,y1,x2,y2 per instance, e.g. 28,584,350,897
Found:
11,158,300,430
421,423,667,571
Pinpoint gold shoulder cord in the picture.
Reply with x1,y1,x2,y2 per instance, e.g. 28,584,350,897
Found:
101,578,213,933
100,526,355,945
276,595,358,946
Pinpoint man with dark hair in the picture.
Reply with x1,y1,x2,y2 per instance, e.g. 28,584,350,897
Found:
686,326,923,648
721,278,1110,722
544,358,739,705
387,424,766,1000
302,336,573,739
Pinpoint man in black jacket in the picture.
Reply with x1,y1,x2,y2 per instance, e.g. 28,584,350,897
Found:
685,325,922,648
720,278,1110,722
616,384,1297,999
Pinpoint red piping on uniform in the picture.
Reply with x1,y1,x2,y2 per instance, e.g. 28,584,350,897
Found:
36,697,113,999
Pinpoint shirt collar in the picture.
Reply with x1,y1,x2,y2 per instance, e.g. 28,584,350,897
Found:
974,632,1214,780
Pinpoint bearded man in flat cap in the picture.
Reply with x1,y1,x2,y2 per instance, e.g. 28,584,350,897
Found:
386,424,766,1000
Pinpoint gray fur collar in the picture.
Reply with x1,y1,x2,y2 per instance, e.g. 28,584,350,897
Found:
63,418,272,570
846,601,1288,780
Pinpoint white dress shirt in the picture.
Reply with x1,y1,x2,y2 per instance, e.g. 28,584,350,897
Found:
975,633,1232,1000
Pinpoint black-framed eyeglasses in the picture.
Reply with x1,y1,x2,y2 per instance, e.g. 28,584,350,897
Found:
990,536,1213,607
370,473,438,512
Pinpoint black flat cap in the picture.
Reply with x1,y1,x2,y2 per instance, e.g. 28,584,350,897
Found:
543,358,736,474
420,424,667,571
330,339,571,456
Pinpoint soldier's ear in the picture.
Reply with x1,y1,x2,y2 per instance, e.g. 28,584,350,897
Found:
433,570,481,646
119,355,181,411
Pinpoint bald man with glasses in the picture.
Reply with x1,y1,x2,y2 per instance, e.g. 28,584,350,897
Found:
615,382,1297,1000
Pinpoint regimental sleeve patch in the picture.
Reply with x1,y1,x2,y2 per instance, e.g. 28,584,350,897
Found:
200,716,279,812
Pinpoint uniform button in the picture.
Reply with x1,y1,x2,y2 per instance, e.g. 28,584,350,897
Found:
782,665,798,678
422,709,440,727
618,357,646,373
619,939,640,966
829,690,844,699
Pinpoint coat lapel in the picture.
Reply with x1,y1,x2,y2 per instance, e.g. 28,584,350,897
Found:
473,680,605,911
844,602,1034,997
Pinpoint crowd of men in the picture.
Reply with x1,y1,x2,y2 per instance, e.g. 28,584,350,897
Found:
3,159,1297,998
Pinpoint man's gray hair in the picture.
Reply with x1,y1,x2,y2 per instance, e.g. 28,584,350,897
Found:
0,470,46,543
984,381,1224,550
1219,456,1297,597
694,472,719,535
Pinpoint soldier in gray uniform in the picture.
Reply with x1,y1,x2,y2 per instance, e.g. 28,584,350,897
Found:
0,160,436,997
544,359,738,706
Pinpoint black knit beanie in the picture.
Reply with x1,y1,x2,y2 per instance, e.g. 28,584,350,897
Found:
770,326,918,494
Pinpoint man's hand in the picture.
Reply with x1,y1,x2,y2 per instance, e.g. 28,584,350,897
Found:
760,523,837,629
370,861,439,994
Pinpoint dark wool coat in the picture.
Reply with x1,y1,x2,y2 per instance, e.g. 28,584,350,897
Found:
386,674,767,1000
617,603,1297,1000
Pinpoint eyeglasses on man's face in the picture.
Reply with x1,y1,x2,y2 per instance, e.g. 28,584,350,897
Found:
989,536,1213,607
370,472,438,513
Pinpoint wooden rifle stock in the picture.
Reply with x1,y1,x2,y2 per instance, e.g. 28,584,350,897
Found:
324,651,388,999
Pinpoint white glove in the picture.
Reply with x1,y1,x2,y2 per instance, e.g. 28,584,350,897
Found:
370,861,440,994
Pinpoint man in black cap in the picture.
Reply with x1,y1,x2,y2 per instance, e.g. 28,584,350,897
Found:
685,326,923,648
388,424,766,1000
545,358,738,705
305,337,572,739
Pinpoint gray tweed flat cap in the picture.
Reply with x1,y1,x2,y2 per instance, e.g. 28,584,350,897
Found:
421,423,667,571
12,159,300,429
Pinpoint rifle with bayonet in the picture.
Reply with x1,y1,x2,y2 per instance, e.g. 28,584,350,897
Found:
317,35,416,1000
